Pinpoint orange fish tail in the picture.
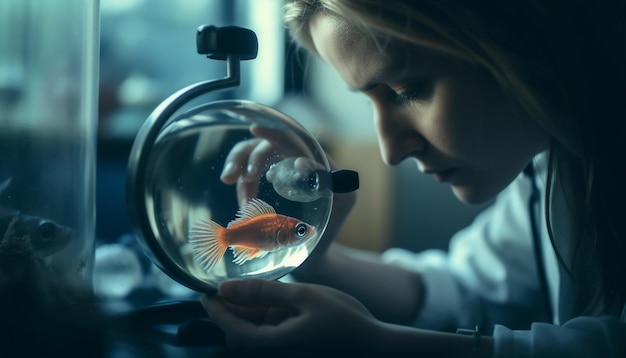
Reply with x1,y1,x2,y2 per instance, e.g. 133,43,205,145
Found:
188,219,228,272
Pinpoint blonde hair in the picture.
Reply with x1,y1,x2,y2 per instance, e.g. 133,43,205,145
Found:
284,0,626,313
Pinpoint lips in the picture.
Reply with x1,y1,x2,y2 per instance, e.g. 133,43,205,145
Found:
421,167,456,183
433,168,456,183
416,159,457,183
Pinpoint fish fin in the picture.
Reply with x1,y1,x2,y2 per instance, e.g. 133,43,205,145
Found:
188,219,227,272
230,245,268,265
228,198,276,227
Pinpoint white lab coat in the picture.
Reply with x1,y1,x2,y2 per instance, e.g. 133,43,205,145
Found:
382,153,626,357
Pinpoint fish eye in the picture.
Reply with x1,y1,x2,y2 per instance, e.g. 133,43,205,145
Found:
37,221,57,241
294,222,308,237
306,172,319,191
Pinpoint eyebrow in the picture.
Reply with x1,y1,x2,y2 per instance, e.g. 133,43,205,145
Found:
347,47,427,93
348,75,384,92
347,62,395,93
349,80,379,92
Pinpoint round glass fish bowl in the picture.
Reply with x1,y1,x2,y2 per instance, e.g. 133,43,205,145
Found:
129,100,341,293
127,25,357,294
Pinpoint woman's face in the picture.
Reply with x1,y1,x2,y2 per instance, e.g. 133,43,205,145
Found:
309,14,548,204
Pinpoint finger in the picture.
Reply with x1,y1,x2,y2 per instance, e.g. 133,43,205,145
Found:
222,300,273,324
220,139,261,184
201,294,224,318
201,295,244,328
223,302,293,325
201,294,303,348
201,295,262,346
263,306,296,325
236,177,259,207
293,156,324,171
244,140,279,181
249,125,289,144
218,279,300,308
250,125,314,158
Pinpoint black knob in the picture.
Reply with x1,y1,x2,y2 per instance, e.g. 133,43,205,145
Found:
331,170,360,193
196,25,258,61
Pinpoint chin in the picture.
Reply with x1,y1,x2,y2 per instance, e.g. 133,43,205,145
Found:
451,185,497,205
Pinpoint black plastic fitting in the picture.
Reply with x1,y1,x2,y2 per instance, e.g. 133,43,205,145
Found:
196,25,258,61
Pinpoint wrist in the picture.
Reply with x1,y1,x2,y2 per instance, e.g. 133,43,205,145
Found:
290,247,332,282
366,323,494,357
292,242,350,282
456,326,493,358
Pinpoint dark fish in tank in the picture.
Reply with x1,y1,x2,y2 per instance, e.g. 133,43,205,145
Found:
0,179,104,356
0,207,74,257
0,177,73,257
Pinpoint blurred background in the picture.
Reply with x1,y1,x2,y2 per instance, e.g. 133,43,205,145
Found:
96,0,488,301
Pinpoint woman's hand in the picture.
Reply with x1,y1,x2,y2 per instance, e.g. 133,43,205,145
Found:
220,125,318,206
201,278,492,356
201,279,380,352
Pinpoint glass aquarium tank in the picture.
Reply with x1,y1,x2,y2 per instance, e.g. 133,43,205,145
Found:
127,26,358,293
0,1,99,291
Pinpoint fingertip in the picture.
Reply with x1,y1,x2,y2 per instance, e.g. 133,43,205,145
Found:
218,279,242,300
201,294,219,312
220,161,237,183
245,163,257,178
249,124,262,136
200,294,220,319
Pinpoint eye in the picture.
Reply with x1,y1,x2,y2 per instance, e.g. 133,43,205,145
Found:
305,172,319,191
294,222,308,238
392,80,434,104
37,221,57,242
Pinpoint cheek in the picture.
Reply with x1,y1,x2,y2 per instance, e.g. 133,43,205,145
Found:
424,87,481,156
451,186,489,205
433,76,517,159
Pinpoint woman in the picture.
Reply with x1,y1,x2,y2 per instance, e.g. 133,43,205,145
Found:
201,0,626,356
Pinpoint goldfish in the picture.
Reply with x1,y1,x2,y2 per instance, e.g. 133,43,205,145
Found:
189,198,315,272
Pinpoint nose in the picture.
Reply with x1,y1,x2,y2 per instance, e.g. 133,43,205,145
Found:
373,106,426,166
